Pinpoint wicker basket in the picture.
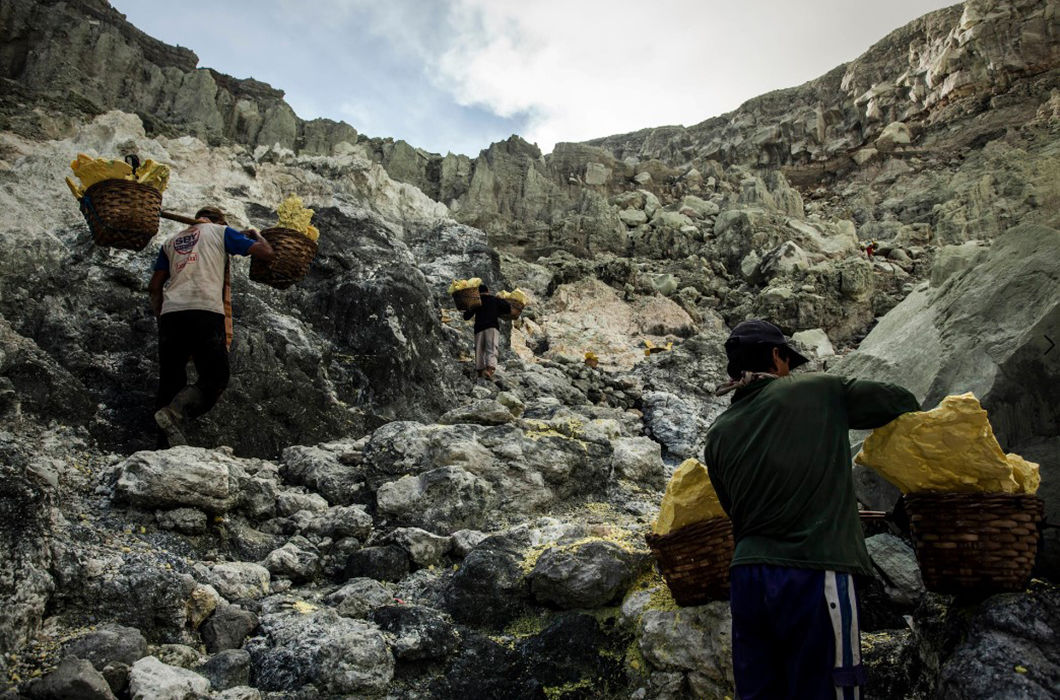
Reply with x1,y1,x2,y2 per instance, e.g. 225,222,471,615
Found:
646,517,734,606
79,179,162,250
507,300,525,319
249,227,318,290
452,287,482,312
904,492,1044,594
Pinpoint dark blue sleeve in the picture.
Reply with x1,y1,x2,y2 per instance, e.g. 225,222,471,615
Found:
153,247,169,272
224,226,256,256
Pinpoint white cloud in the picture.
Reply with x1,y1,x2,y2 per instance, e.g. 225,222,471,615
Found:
428,0,956,152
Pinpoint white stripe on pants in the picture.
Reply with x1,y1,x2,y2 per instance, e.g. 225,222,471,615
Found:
824,570,862,700
475,328,499,371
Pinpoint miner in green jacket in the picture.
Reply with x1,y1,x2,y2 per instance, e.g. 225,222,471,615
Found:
703,319,919,700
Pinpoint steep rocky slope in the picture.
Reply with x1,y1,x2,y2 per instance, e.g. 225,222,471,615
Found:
0,1,1058,698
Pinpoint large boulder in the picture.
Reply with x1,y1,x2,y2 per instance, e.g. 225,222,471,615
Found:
114,447,250,513
835,225,1060,573
245,605,394,695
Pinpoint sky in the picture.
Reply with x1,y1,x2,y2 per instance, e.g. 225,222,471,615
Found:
110,0,958,157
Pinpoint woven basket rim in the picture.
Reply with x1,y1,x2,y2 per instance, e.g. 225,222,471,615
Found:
83,178,164,197
646,516,731,547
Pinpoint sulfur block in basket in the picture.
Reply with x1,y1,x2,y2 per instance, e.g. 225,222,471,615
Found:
855,392,1040,494
652,458,726,536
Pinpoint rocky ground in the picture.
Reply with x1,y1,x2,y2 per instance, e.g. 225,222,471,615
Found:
1,0,1059,698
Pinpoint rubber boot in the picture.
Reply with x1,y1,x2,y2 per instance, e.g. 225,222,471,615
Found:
154,385,203,447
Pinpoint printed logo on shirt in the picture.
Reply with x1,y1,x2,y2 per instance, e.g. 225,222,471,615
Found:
175,251,198,272
174,231,200,255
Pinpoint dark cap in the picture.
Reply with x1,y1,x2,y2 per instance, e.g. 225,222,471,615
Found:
725,320,809,369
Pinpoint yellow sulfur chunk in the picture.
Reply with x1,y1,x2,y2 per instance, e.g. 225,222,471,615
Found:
276,194,316,238
71,156,132,192
1008,453,1041,494
305,224,320,242
448,277,482,295
652,458,726,535
497,288,530,306
855,392,1039,494
134,159,171,193
67,153,171,201
65,176,84,200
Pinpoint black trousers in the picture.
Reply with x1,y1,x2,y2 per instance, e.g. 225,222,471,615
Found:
156,310,229,418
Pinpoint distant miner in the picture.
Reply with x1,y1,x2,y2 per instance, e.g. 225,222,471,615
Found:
463,283,511,380
704,319,919,700
149,206,274,446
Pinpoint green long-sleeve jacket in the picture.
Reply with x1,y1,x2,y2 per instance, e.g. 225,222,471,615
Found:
703,373,919,576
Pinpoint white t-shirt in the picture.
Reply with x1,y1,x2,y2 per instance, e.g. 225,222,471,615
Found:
157,223,254,315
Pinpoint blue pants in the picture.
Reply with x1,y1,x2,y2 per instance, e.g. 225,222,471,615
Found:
730,565,866,700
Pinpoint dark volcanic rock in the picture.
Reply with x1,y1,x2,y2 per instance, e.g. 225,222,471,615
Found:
196,649,251,691
528,540,642,610
344,545,411,583
0,467,54,664
442,538,528,629
62,624,148,671
201,605,259,654
369,604,459,662
25,656,116,700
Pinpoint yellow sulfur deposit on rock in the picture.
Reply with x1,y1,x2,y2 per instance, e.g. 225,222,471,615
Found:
275,195,319,241
65,153,171,200
497,288,530,306
652,458,726,535
855,392,1040,494
447,277,482,295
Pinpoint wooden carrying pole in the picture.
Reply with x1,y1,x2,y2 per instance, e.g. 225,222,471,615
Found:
160,210,198,225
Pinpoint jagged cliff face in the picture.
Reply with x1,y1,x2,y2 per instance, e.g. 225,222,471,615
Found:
0,0,358,152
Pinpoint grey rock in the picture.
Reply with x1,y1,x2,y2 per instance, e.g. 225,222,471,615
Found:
62,624,148,671
343,545,410,583
207,562,271,601
370,604,459,661
0,469,54,662
214,688,261,700
26,656,116,700
376,466,495,533
637,601,734,696
326,578,396,619
450,529,489,558
201,605,259,654
154,508,207,535
305,504,372,540
263,540,320,582
641,391,706,459
866,534,924,607
928,583,1060,700
528,540,640,609
245,608,394,695
439,399,515,426
127,656,210,700
610,437,665,487
275,490,329,517
152,644,202,670
114,447,248,513
280,440,368,506
443,538,528,628
384,527,452,567
195,649,250,691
